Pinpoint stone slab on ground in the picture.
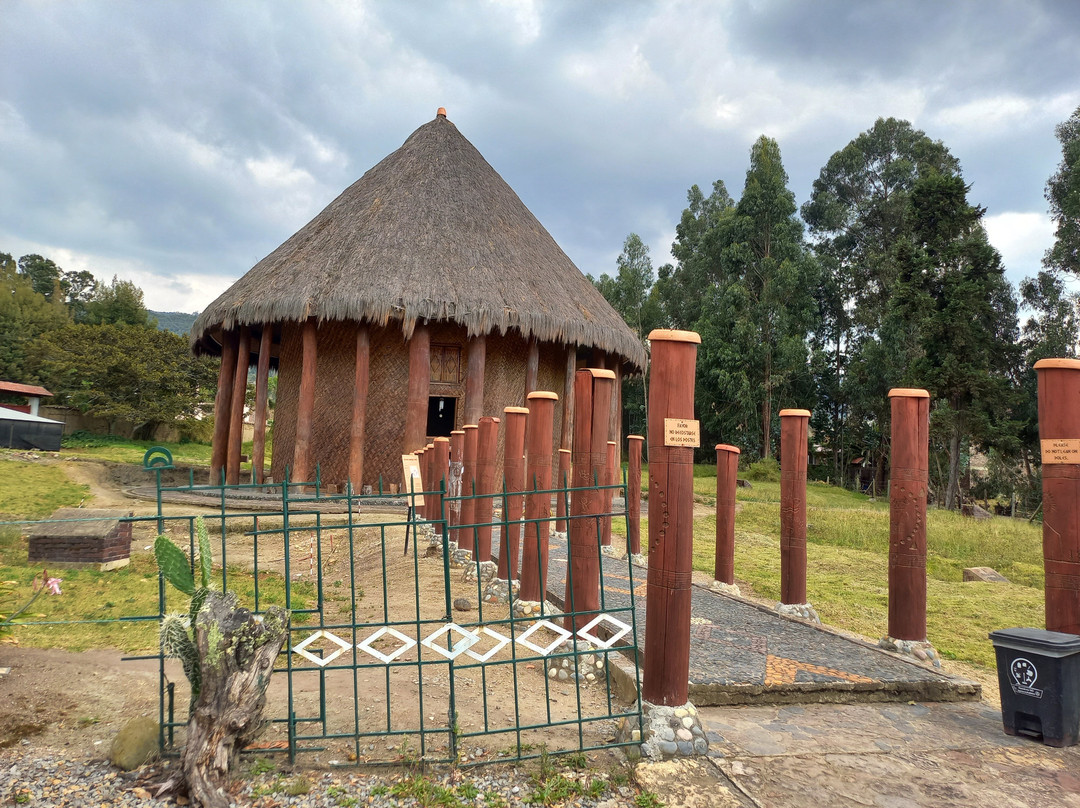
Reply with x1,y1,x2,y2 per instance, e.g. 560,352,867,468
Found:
964,566,1010,583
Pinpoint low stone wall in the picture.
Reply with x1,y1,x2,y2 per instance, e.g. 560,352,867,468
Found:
27,508,133,571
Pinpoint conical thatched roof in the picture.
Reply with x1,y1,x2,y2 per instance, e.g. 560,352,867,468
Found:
191,112,647,370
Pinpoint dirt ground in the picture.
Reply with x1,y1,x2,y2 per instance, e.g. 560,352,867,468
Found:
0,457,632,765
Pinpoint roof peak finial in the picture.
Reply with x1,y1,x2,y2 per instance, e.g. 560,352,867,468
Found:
437,107,447,118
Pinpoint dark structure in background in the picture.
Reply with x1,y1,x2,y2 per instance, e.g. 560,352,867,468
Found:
0,408,63,451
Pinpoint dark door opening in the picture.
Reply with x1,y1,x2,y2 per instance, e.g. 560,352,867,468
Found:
426,396,457,438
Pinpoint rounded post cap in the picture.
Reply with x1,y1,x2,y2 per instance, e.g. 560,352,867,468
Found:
425,443,434,450
1035,358,1080,371
888,387,931,398
558,448,572,453
450,429,465,435
463,424,478,430
715,443,741,454
503,406,530,414
527,391,559,401
779,408,811,417
479,415,501,424
647,328,701,344
434,436,450,443
628,434,644,442
607,440,617,446
581,368,617,379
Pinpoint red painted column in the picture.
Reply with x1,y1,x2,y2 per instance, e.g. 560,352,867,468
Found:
449,430,465,544
642,329,699,707
252,326,272,484
475,417,501,562
561,347,576,451
414,446,427,517
459,424,479,555
565,368,614,633
226,326,251,485
465,336,486,427
601,441,617,546
292,319,318,485
432,437,450,536
627,435,644,556
1035,360,1080,633
499,407,528,580
714,444,741,585
521,392,557,602
423,444,435,522
555,448,572,533
209,330,238,484
348,325,370,491
888,388,930,640
404,324,430,453
779,409,810,605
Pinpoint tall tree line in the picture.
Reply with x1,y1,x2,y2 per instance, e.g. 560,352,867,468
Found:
596,108,1080,510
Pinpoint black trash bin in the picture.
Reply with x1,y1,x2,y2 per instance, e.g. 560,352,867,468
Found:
989,627,1080,747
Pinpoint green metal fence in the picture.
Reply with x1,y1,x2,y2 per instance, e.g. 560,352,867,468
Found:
3,447,642,767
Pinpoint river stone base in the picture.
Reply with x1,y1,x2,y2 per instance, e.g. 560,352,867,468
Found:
777,601,821,624
482,577,520,605
462,559,498,584
601,544,622,558
630,553,647,568
551,530,567,543
449,546,472,567
545,638,606,684
615,701,709,760
709,580,741,597
512,599,561,619
879,636,942,668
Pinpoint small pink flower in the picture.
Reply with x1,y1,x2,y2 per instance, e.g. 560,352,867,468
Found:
45,578,62,596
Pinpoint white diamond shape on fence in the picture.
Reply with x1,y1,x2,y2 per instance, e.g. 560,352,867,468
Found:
462,626,512,663
292,630,354,667
516,619,573,656
356,627,417,664
575,613,632,649
421,623,479,660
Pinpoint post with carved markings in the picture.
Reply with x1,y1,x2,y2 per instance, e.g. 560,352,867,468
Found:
1035,360,1080,634
499,408,529,581
715,444,740,586
779,409,810,606
555,448,572,534
642,329,700,706
521,392,557,602
888,389,930,641
627,435,644,556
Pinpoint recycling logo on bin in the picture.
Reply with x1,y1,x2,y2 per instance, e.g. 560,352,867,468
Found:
1010,657,1044,698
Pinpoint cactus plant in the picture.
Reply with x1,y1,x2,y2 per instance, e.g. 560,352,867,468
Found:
155,517,215,706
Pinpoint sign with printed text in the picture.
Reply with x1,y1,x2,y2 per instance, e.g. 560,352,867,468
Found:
1042,439,1080,465
401,454,425,508
664,418,701,448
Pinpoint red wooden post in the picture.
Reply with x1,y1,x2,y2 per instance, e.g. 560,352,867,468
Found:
459,425,478,555
404,324,430,453
888,388,930,640
627,435,644,556
779,409,810,605
226,326,250,485
1035,360,1080,633
565,368,614,633
292,319,318,485
348,325,370,491
499,407,528,580
432,437,450,535
449,430,465,544
415,446,427,518
252,326,272,484
601,441,617,547
714,444,740,585
555,448,571,533
210,330,238,484
642,330,699,707
521,392,557,602
561,347,576,450
423,444,435,522
475,417,500,562
465,336,486,427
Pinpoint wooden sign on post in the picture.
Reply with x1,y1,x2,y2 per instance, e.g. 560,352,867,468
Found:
1042,439,1080,464
401,454,425,508
664,418,700,448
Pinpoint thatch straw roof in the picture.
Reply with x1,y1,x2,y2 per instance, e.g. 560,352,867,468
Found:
191,112,647,370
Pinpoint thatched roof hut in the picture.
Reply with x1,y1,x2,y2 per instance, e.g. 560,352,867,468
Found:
193,110,644,489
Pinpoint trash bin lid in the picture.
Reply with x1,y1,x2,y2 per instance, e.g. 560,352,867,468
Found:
989,627,1080,656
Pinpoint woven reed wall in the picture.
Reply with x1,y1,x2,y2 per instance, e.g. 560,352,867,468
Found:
271,319,574,490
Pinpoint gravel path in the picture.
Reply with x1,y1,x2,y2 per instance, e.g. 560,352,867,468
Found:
2,748,648,807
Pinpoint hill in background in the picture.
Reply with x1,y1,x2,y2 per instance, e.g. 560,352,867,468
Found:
151,311,198,336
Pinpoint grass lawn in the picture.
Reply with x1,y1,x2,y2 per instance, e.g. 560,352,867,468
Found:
0,459,90,518
59,434,224,468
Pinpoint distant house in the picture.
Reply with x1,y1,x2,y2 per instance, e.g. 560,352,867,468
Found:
0,381,53,417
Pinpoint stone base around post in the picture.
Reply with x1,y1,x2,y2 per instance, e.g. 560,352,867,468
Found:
777,602,821,624
511,599,561,619
615,701,709,760
545,639,606,684
482,577,520,605
601,544,622,558
462,559,497,584
879,636,941,668
708,580,741,597
629,553,647,568
449,547,473,567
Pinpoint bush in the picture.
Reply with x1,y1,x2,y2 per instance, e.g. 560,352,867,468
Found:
744,457,781,482
62,431,129,448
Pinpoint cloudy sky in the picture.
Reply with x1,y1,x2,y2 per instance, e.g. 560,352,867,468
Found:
2,0,1078,313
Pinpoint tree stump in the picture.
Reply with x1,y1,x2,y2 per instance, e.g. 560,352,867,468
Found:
180,591,287,808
